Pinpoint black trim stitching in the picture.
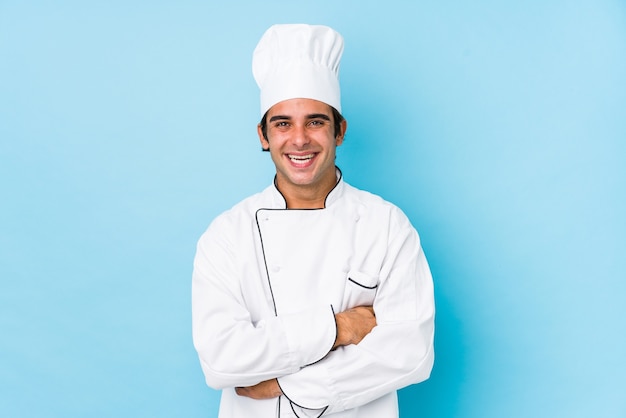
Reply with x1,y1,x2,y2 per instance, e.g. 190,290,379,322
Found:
304,305,337,366
332,304,338,351
290,403,328,418
272,176,288,208
277,379,329,418
323,166,342,208
347,277,378,290
255,209,278,316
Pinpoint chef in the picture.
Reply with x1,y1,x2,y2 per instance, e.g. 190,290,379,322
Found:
192,24,435,417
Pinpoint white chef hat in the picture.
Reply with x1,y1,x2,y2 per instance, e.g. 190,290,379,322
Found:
252,24,344,116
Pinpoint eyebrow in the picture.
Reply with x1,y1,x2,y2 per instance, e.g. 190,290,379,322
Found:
269,115,290,122
308,113,331,121
268,113,331,122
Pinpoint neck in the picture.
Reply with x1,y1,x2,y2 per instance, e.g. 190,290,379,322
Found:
275,170,338,209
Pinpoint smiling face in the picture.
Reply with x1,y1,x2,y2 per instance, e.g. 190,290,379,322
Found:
258,98,347,208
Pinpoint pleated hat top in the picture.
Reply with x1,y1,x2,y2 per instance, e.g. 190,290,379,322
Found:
252,24,344,116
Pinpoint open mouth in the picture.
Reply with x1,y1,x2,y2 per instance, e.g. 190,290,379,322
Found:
287,153,315,164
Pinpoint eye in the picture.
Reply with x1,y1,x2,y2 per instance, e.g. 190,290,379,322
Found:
274,121,290,128
308,119,325,127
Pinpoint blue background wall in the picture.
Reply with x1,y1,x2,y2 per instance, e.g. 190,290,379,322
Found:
1,1,625,417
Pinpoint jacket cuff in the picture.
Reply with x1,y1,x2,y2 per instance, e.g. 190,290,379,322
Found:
277,380,329,417
277,357,343,412
279,304,336,367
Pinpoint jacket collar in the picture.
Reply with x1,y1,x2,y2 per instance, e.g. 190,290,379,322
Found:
270,167,344,209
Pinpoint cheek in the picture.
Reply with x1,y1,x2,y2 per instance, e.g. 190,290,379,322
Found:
268,147,283,165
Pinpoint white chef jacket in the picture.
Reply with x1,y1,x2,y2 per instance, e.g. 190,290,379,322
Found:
192,170,435,417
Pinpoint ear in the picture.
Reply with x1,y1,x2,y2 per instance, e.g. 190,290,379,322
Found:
335,119,348,146
257,124,270,151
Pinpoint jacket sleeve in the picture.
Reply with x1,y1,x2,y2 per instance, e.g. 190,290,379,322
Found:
192,216,337,390
276,210,435,414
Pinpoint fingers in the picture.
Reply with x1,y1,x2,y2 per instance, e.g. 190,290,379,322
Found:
348,305,374,315
350,305,375,318
235,379,282,400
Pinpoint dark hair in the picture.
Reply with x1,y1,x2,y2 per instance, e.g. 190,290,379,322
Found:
259,106,345,151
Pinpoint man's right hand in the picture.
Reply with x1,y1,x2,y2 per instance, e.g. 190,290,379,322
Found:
333,306,377,350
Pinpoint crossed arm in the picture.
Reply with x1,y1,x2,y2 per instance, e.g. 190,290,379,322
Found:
193,210,435,412
235,306,377,399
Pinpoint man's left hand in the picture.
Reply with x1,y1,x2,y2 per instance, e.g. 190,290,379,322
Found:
235,378,282,399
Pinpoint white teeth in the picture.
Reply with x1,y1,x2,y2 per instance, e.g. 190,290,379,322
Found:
288,154,314,162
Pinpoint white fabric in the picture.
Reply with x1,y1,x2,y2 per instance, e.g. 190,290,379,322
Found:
253,24,343,115
192,173,435,417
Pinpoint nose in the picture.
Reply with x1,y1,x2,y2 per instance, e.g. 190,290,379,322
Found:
291,124,310,148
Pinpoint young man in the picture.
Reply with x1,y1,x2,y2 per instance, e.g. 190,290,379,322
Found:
192,24,435,417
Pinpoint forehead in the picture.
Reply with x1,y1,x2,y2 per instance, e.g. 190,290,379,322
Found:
266,98,333,119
